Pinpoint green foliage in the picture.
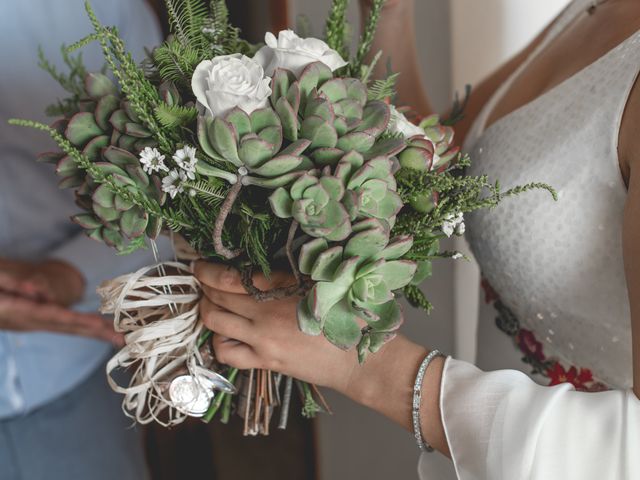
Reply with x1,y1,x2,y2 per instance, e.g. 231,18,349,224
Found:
350,0,385,76
367,72,399,101
153,38,204,87
38,46,89,117
155,103,198,129
165,0,210,50
403,284,433,313
324,0,351,60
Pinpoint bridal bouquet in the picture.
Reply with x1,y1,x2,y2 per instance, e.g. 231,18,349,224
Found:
11,0,553,433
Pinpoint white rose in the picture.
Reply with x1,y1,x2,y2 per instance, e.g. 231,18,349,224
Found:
388,105,426,139
253,30,348,77
191,54,272,118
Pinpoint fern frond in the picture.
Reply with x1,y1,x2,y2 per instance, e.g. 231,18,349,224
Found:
185,180,227,207
153,38,203,86
164,0,209,50
155,103,198,129
368,72,399,101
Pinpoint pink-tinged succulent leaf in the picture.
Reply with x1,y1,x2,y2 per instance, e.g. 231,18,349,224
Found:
311,246,344,282
280,138,311,157
324,206,352,241
399,146,433,171
197,116,224,162
253,154,303,177
344,78,367,105
93,203,120,223
92,184,116,209
125,165,150,189
375,191,404,218
114,194,134,212
243,171,304,188
95,94,120,131
72,214,102,230
419,113,440,129
50,118,69,135
286,81,301,114
410,261,433,285
376,235,414,261
318,78,348,103
37,151,64,164
311,147,343,166
65,112,103,147
103,146,138,167
146,215,163,240
82,135,109,162
298,62,333,100
298,238,329,275
93,162,129,178
55,155,79,177
250,107,281,132
336,131,375,153
322,299,362,350
102,228,123,249
257,125,283,154
364,137,406,160
304,96,336,123
120,207,149,239
85,72,117,100
290,173,318,199
238,135,273,169
319,176,345,200
212,117,241,165
271,68,294,105
351,217,388,235
353,101,390,137
301,115,338,149
376,260,418,290
335,98,364,120
86,227,104,243
225,107,252,138
344,225,388,259
122,101,140,124
268,187,294,218
109,109,129,132
333,115,348,136
275,96,298,142
297,297,323,335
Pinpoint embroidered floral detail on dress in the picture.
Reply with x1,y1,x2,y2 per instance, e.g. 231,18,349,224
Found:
481,279,609,392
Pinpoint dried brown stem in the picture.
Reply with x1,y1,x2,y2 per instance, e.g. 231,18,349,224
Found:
213,179,243,259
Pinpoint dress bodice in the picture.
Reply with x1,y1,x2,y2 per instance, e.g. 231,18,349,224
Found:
465,0,639,389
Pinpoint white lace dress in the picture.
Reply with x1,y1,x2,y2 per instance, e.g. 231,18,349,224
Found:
419,1,640,478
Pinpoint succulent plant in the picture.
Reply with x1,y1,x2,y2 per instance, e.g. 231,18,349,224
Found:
398,114,459,173
196,107,312,188
334,152,403,224
269,171,351,241
40,73,165,250
295,218,417,359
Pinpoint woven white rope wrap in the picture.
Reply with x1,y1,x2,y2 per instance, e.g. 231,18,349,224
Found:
99,261,205,427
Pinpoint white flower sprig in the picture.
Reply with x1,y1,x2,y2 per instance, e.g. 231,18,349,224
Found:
139,147,169,174
162,169,188,199
442,212,465,237
173,146,198,180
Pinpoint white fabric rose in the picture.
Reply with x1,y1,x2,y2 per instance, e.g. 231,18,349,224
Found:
388,105,426,139
253,30,348,77
191,54,272,118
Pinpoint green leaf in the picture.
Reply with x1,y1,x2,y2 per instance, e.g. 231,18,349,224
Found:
55,156,79,177
300,115,338,149
252,155,303,177
336,132,375,153
299,238,329,275
225,107,252,138
92,184,115,208
238,136,274,168
268,188,294,218
318,78,347,102
354,101,390,137
250,108,281,132
212,117,241,165
103,146,139,167
344,226,388,259
275,97,298,141
311,246,343,281
376,235,414,261
124,122,152,138
85,72,117,99
322,299,362,350
257,125,283,154
95,94,120,131
298,297,322,336
311,256,359,321
376,260,417,290
71,214,102,229
82,135,109,161
120,207,149,239
65,112,102,147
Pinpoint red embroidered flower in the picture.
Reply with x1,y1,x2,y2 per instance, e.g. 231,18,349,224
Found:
546,362,594,389
481,278,500,304
516,329,545,363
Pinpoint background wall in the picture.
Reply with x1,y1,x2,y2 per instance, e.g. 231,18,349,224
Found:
287,1,570,479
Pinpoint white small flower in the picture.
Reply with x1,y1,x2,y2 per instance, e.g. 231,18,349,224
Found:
139,147,168,174
253,30,348,77
452,252,463,260
162,169,188,199
442,212,465,237
191,54,272,118
388,105,426,139
173,146,198,180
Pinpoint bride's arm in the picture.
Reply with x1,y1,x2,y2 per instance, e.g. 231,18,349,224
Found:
360,0,561,145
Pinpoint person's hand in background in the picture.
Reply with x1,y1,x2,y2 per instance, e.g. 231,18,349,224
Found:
0,258,85,306
0,258,123,345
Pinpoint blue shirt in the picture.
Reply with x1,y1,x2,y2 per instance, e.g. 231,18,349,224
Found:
0,0,172,419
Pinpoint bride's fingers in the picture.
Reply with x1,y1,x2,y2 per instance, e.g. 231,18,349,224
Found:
201,285,264,320
194,261,294,293
200,297,255,343
212,334,261,369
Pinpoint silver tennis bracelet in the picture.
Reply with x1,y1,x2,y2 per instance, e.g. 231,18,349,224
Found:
412,349,446,452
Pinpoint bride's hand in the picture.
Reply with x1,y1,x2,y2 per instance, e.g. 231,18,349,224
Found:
194,262,361,394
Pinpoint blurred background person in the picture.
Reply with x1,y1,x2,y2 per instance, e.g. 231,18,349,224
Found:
0,1,171,479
